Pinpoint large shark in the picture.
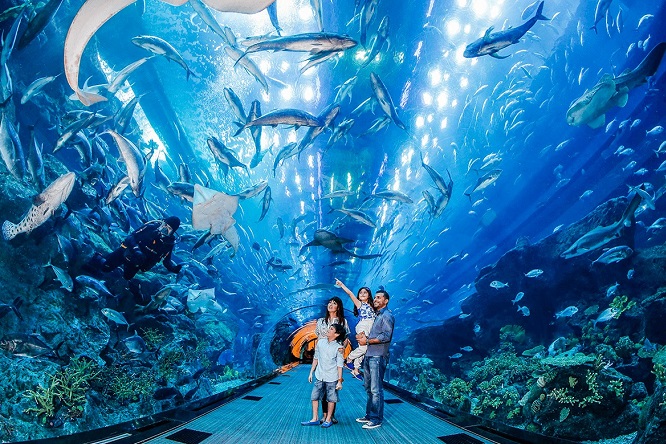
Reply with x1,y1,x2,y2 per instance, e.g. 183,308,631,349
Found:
64,0,277,105
614,42,666,92
2,172,76,240
561,191,643,259
463,1,549,59
566,74,625,129
299,229,382,259
566,42,666,128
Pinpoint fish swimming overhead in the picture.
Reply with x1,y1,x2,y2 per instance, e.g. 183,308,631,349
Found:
233,109,322,136
566,74,627,129
464,169,502,201
561,191,642,259
239,32,357,58
3,172,76,241
132,35,195,79
63,0,277,106
614,42,666,92
106,130,146,197
463,1,549,59
299,229,381,259
370,72,405,130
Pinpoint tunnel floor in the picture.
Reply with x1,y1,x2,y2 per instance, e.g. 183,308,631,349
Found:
132,365,498,444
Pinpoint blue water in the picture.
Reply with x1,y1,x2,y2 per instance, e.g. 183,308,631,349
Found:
1,0,666,441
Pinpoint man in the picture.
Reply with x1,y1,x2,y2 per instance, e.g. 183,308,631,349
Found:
98,216,182,280
355,289,395,429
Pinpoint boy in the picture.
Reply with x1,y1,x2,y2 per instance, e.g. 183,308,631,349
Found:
301,324,346,428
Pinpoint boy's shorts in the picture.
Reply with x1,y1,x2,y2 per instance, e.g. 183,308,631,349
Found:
311,380,338,402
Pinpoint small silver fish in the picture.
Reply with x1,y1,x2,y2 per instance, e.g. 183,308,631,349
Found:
517,305,530,316
449,353,463,359
606,282,620,298
511,292,525,305
555,306,578,318
490,280,509,289
524,269,543,278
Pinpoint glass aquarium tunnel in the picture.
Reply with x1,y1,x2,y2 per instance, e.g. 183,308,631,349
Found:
0,0,666,442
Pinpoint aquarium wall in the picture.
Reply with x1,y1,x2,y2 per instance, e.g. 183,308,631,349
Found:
1,0,666,442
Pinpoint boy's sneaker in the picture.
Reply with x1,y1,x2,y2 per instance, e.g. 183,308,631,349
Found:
354,373,364,381
344,362,355,371
362,422,382,429
356,417,371,423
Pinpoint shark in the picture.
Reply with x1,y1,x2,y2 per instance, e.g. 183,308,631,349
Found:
463,1,549,59
566,74,625,129
561,191,643,259
2,172,76,240
567,42,666,128
64,0,277,105
299,229,382,259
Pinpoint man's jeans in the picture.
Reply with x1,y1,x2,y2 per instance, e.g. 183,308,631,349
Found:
363,355,387,423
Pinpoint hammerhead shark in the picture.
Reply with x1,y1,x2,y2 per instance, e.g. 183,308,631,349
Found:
64,0,276,105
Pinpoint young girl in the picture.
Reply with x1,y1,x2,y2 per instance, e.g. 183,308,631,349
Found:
335,278,375,380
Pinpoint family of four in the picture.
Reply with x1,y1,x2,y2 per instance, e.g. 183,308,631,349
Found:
301,279,395,430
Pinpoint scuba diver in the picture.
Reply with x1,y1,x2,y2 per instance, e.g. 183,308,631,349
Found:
97,216,183,280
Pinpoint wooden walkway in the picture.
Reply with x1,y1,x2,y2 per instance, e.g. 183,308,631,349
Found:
140,364,497,444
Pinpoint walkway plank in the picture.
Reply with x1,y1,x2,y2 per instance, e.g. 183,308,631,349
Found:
143,365,495,444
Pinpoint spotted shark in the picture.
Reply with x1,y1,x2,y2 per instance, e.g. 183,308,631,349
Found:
2,172,76,240
463,1,549,59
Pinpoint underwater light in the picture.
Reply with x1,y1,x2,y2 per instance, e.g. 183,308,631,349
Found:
302,85,315,102
429,68,442,86
460,77,469,88
298,5,314,21
455,45,467,64
259,59,271,74
464,24,471,34
446,19,462,37
416,116,425,128
281,86,294,101
471,0,489,18
490,5,501,19
422,91,433,106
437,91,449,109
307,155,314,169
441,117,448,129
421,134,430,147
451,99,458,108
261,91,270,102
280,61,290,73
355,49,367,61
287,130,298,143
456,0,469,7
309,175,314,187
427,114,434,123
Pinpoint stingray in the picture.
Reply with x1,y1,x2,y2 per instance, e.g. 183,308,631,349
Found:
192,184,240,254
64,0,277,105
299,229,382,259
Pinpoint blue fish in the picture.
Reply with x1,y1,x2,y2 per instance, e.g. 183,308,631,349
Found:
464,1,549,59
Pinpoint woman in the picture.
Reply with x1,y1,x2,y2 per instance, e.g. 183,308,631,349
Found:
335,279,375,380
315,296,350,424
